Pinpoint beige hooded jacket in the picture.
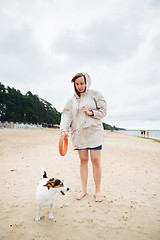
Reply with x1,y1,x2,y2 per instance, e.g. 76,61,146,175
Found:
60,73,107,149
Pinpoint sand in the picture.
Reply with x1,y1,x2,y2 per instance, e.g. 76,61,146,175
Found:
0,128,160,240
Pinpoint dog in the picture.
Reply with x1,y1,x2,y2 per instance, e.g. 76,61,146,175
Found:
35,168,69,221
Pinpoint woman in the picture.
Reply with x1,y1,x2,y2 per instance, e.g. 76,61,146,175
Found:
60,72,107,202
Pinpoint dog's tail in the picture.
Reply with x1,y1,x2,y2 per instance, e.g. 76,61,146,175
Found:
41,168,48,178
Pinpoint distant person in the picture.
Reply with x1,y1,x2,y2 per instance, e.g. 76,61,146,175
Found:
143,130,146,137
60,72,107,202
147,130,149,137
141,130,143,136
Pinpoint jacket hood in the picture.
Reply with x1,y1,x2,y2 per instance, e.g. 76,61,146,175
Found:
82,72,91,90
74,72,91,98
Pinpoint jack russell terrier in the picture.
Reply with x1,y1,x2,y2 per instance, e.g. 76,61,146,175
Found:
35,168,69,221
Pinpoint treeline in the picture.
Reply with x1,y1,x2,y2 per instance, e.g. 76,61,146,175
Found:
103,122,125,131
0,82,61,124
0,82,125,130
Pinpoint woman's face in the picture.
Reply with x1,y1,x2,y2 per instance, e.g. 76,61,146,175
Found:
75,76,86,93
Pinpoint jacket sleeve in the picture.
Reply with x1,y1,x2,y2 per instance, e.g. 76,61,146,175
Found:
92,91,107,120
60,98,72,133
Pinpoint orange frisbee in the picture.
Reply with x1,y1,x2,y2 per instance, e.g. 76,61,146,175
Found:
59,132,68,156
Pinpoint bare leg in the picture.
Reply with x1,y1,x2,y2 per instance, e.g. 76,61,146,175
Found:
90,150,104,202
75,149,89,200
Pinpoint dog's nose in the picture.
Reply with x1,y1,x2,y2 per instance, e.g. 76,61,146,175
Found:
67,188,69,191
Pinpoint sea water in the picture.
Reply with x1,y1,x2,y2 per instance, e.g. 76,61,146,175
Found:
118,130,160,140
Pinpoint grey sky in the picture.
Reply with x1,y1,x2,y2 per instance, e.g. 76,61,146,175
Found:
0,0,160,129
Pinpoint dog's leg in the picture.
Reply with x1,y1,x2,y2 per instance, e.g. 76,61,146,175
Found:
49,203,55,220
35,205,41,222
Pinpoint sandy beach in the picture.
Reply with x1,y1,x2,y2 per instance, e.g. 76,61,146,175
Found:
0,128,160,240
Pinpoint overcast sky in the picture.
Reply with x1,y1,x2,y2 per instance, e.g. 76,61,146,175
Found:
0,0,160,129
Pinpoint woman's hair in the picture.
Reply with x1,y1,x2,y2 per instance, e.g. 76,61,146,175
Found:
71,73,86,97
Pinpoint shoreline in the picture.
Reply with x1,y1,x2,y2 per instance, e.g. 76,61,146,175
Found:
118,131,160,143
118,130,160,142
0,129,160,240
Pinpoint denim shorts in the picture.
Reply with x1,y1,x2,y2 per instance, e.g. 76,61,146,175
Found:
75,145,102,150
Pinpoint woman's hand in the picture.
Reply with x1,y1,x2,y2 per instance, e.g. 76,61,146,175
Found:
82,106,94,116
61,132,68,139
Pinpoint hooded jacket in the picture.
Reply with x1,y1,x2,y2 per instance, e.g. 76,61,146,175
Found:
60,73,107,149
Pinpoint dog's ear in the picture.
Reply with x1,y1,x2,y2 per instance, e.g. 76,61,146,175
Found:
43,181,52,190
43,171,48,178
43,178,56,189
